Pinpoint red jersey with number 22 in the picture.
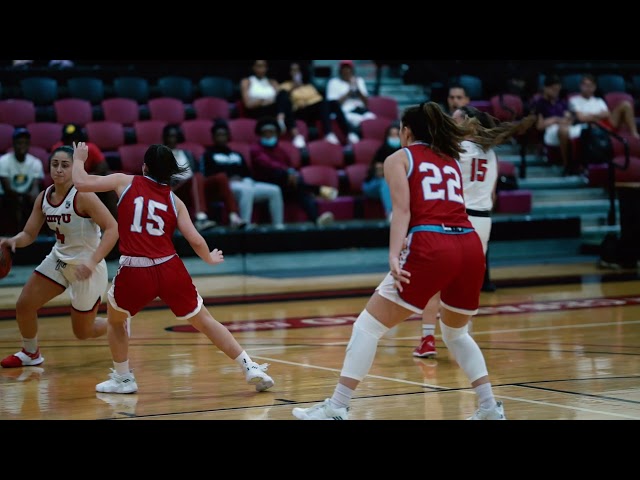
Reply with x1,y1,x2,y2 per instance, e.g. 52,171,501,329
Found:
117,175,178,258
405,143,472,229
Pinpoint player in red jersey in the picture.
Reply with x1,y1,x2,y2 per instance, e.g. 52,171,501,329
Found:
72,142,274,394
292,102,504,420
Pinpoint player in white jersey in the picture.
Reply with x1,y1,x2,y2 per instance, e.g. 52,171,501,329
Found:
0,145,119,368
413,106,535,358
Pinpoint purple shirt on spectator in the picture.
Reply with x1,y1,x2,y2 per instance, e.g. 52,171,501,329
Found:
531,96,569,119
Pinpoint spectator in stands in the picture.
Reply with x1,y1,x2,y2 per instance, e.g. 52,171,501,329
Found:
325,60,376,141
362,121,400,222
569,73,640,139
0,128,44,233
162,124,245,231
201,119,284,229
51,123,118,218
444,83,471,115
240,60,306,149
279,61,358,145
530,74,583,175
249,117,335,227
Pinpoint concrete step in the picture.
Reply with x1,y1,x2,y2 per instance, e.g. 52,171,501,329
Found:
489,238,585,264
530,187,610,202
531,198,616,217
519,174,591,189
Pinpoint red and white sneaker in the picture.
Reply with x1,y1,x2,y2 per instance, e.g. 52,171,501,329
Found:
413,335,437,358
1,348,45,368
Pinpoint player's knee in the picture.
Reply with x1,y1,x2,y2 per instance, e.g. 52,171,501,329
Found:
15,295,38,316
71,324,92,340
352,309,388,341
439,319,468,346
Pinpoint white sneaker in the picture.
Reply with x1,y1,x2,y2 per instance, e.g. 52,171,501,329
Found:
1,348,44,368
245,362,274,392
292,134,306,149
292,398,349,420
467,400,506,420
96,369,138,394
348,132,360,144
325,132,340,145
316,211,334,227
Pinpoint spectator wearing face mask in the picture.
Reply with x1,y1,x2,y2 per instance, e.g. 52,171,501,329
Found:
362,121,400,222
249,116,335,227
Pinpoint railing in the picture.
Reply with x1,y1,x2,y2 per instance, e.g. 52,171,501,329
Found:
591,122,631,226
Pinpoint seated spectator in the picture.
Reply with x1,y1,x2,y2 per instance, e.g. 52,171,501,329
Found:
279,61,358,145
530,74,583,175
443,83,471,116
201,119,284,229
325,60,376,140
249,117,335,227
0,128,44,234
362,121,400,222
161,124,245,230
51,123,118,218
52,123,108,175
569,73,640,138
240,59,306,149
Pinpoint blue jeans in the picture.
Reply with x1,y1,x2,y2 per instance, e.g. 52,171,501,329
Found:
362,177,392,216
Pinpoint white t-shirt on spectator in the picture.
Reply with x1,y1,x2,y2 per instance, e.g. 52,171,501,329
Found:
0,152,44,195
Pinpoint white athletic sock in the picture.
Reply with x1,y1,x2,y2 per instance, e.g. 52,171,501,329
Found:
113,360,130,375
474,382,496,410
329,383,353,409
234,350,253,372
22,337,38,354
422,324,435,337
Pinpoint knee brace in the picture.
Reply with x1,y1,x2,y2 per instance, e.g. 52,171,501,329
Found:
439,319,488,383
340,309,389,381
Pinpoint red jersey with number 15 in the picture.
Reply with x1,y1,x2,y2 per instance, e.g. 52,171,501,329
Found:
404,143,473,229
117,175,178,258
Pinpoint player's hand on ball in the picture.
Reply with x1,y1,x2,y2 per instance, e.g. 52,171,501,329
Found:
209,248,224,265
0,237,17,253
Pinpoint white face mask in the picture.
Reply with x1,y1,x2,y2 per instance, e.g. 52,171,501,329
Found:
293,72,303,84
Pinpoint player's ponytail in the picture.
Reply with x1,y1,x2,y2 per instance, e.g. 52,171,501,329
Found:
143,144,190,185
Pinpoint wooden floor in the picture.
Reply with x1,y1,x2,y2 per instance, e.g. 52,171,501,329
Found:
1,259,639,421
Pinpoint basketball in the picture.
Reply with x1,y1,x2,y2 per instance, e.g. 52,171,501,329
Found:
0,245,12,280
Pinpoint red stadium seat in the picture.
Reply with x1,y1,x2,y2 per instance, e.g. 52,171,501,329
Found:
306,139,345,168
85,121,126,152
228,118,258,144
26,122,63,151
367,95,399,121
0,99,37,127
117,144,149,175
101,97,140,126
134,120,167,145
148,97,186,124
193,97,231,120
351,138,381,165
181,119,214,147
53,98,93,126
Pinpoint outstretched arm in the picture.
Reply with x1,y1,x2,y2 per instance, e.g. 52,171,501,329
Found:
173,193,224,266
72,141,132,196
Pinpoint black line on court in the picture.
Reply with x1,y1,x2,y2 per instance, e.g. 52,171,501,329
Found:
94,373,640,420
514,383,640,405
